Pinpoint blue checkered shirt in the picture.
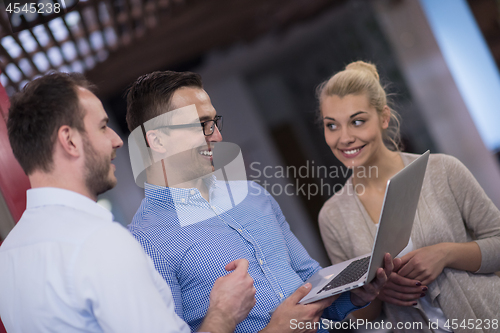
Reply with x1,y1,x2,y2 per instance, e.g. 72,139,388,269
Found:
129,178,361,332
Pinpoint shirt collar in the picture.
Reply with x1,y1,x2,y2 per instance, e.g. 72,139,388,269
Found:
26,187,113,221
144,175,219,206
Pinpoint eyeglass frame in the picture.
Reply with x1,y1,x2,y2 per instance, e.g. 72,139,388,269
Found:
153,115,223,136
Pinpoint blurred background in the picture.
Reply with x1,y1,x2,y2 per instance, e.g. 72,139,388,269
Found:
1,0,500,330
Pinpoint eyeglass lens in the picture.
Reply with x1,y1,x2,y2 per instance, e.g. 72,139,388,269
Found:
203,117,223,135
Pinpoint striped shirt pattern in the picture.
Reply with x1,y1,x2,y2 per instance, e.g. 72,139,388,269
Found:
129,179,360,332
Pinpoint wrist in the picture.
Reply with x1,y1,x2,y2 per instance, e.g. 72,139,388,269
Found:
350,292,366,307
438,242,454,268
200,307,237,333
349,290,370,308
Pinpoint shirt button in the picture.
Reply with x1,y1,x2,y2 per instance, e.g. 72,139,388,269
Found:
259,259,263,265
279,293,284,299
190,190,195,195
211,205,216,210
181,198,186,203
237,228,242,232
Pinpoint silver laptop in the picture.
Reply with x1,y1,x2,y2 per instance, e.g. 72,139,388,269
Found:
300,150,430,304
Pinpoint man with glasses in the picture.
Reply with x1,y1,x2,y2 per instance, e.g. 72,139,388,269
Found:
0,72,255,333
126,71,393,333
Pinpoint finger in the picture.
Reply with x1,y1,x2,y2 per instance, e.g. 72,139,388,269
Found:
325,294,341,303
403,270,421,281
351,285,376,305
398,253,413,267
393,257,403,272
359,269,386,296
415,274,436,287
312,315,323,326
225,258,249,272
384,253,394,275
287,283,312,304
389,273,424,288
381,288,423,301
385,280,426,294
379,294,420,307
420,278,434,286
399,251,412,262
311,294,338,310
349,288,367,306
397,261,415,278
371,268,388,291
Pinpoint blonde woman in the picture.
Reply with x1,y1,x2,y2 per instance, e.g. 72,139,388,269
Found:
317,61,500,333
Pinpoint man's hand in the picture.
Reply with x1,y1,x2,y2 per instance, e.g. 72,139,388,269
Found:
350,253,394,307
260,283,339,333
199,259,256,333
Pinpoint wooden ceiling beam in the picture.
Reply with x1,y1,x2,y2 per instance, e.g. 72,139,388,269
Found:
86,0,342,97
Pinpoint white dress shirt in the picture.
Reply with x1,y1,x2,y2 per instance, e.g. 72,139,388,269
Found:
0,187,190,333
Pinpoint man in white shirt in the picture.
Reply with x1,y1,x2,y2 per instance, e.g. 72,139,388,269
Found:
0,72,256,333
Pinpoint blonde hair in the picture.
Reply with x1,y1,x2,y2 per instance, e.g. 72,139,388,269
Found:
317,61,401,151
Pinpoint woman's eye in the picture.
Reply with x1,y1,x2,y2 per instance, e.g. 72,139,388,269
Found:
353,119,365,126
325,123,337,130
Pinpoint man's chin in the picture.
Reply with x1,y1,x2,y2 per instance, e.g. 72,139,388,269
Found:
92,175,117,197
109,176,118,189
109,173,118,188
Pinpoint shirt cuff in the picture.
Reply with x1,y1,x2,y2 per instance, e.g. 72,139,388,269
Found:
322,291,368,321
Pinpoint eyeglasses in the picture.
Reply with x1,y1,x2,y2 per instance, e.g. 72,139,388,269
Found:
156,115,223,136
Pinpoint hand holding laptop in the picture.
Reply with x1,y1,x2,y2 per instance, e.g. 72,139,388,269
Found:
378,258,428,307
260,284,339,333
378,243,447,307
350,253,398,306
300,151,430,304
260,254,394,332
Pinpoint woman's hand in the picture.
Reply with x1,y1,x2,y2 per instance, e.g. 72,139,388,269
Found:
397,244,449,286
377,255,427,306
378,241,483,306
378,271,427,306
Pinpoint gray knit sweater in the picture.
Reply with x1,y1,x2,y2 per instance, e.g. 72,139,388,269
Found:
319,153,500,333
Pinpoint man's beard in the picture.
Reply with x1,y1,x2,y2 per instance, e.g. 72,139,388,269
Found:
83,135,116,197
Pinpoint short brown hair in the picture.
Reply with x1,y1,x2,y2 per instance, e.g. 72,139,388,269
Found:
7,72,95,175
125,71,203,132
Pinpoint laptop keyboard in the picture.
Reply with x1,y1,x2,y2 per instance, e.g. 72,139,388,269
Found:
317,256,371,294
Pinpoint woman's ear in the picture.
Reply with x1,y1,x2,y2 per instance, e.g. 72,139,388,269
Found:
146,130,167,154
381,106,391,130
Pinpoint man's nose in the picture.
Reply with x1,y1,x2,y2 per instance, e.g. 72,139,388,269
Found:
206,125,222,143
111,128,124,149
